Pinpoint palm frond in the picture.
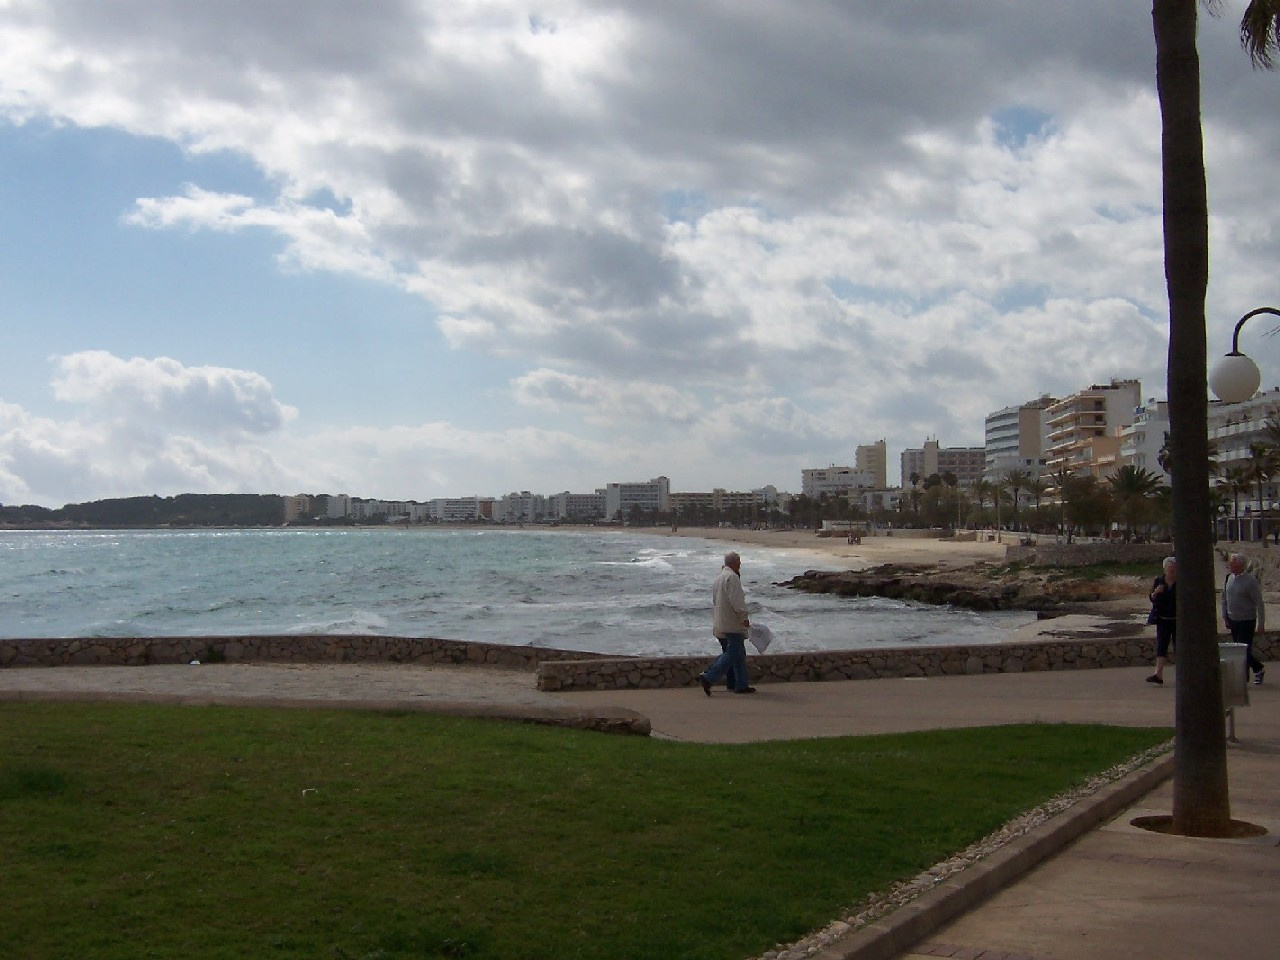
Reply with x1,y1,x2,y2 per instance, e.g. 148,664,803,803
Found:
1240,0,1280,68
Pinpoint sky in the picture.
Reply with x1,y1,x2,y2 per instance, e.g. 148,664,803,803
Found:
2,1,1279,508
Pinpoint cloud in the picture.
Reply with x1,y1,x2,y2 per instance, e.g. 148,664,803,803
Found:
512,368,700,425
50,351,298,436
1,2,1278,504
0,354,301,506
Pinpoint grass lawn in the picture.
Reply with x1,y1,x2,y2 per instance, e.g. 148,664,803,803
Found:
1,702,1170,960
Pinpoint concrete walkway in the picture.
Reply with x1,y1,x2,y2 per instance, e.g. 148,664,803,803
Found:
2,661,1276,960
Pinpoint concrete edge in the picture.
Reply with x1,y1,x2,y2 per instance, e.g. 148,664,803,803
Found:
0,689,653,736
813,753,1175,960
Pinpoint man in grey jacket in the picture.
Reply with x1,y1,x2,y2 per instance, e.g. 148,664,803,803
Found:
1222,553,1266,685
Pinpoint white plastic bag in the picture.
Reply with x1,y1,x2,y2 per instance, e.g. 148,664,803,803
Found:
748,623,774,654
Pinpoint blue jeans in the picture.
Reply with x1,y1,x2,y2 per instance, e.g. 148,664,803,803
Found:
716,637,743,689
702,633,748,691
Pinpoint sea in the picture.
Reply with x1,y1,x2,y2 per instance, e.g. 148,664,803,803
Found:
0,528,1035,656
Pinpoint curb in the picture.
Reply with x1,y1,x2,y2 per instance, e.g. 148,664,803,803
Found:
813,754,1175,960
0,689,653,736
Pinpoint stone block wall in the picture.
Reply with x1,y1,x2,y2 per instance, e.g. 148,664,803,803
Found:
534,632,1277,691
0,634,601,671
1003,542,1173,567
4,632,1273,695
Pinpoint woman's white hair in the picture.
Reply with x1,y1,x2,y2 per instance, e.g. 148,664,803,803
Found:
1163,556,1177,569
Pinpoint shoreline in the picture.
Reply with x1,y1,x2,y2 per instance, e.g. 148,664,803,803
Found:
637,525,1011,570
638,525,1151,645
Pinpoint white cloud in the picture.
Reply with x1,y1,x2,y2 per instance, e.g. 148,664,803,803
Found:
1,2,1278,503
50,351,297,436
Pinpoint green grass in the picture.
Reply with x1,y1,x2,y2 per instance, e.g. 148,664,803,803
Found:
989,560,1155,581
1,703,1170,960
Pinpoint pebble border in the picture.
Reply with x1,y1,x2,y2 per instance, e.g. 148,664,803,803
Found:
767,742,1175,960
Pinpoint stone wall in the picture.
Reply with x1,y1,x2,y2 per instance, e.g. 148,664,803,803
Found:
0,634,601,670
4,631,1273,695
1222,543,1280,584
1003,542,1173,567
535,632,1277,691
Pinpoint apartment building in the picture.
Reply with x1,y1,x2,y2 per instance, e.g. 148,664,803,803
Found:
603,477,670,519
547,491,606,521
801,466,875,499
671,487,777,516
900,440,986,487
426,497,495,522
283,494,312,522
1209,386,1280,473
1044,378,1142,478
1118,399,1171,481
494,491,547,523
854,440,888,490
984,395,1055,481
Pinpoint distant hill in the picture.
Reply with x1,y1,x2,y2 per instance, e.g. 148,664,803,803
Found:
0,494,285,529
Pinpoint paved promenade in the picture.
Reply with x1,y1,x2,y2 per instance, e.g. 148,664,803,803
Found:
2,661,1277,960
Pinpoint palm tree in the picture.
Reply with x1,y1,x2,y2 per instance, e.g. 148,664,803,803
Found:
1246,441,1279,546
1027,477,1048,511
1107,465,1163,541
1154,0,1280,836
971,479,994,517
1219,465,1253,540
1002,469,1032,530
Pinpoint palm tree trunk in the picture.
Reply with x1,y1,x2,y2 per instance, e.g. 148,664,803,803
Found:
1154,0,1231,835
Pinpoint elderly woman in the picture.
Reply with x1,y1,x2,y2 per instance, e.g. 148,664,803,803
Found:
1147,556,1177,685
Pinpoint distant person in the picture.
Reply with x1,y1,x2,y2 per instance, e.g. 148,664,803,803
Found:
1146,556,1177,686
1222,553,1266,685
696,551,755,695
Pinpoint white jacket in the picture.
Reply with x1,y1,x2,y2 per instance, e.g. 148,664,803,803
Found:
711,565,749,638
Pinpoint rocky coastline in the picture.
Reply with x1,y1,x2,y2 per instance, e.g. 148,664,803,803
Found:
780,561,1147,615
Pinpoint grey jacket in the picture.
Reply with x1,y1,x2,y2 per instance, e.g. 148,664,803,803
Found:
1223,571,1266,631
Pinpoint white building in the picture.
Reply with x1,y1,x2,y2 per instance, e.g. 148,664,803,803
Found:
1209,387,1280,472
984,396,1054,481
494,491,547,523
801,466,875,499
427,497,495,522
604,477,670,519
1208,388,1280,540
1118,399,1171,482
547,491,606,521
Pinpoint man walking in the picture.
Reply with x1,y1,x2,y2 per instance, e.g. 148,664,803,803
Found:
697,551,756,695
1222,553,1267,685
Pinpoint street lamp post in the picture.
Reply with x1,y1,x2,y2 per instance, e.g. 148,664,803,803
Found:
1211,307,1280,545
1209,307,1280,404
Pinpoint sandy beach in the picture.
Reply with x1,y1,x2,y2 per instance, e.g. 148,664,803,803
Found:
646,525,1014,570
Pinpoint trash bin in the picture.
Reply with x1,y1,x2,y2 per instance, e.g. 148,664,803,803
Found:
1219,642,1250,708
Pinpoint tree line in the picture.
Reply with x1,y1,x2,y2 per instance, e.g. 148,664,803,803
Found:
0,494,285,528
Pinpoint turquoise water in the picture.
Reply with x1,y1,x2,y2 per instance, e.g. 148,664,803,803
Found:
0,528,1033,655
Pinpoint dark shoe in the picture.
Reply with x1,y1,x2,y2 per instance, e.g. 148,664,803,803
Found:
733,686,758,694
698,675,712,697
1254,668,1265,686
1146,674,1163,685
